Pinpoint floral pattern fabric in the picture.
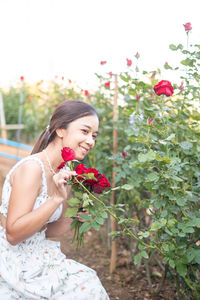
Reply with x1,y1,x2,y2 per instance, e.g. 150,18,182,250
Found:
0,156,109,299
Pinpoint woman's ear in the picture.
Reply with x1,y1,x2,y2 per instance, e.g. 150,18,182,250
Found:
56,128,65,138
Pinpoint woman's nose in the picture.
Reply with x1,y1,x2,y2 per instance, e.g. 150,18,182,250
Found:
86,135,94,147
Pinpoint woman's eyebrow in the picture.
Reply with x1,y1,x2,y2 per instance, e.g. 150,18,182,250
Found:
81,124,99,134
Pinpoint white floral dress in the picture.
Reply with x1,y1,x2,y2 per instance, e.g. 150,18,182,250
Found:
0,155,109,300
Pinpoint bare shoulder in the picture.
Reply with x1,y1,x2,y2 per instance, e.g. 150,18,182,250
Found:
11,159,43,189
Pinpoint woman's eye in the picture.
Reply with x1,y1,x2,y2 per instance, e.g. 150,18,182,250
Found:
82,129,88,134
92,135,98,140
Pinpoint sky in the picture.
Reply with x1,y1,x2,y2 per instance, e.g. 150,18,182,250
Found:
0,0,200,90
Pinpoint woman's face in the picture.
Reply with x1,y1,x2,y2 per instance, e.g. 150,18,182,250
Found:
58,114,99,160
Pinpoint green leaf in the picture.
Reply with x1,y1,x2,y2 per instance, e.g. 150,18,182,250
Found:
100,211,108,219
138,153,147,163
120,75,130,82
67,197,80,207
169,44,178,51
146,173,159,182
121,184,134,190
194,250,200,263
186,248,195,263
141,251,149,259
169,259,175,268
176,198,186,206
180,141,193,150
181,58,195,67
95,216,104,225
165,133,175,141
80,214,93,221
65,207,78,218
134,253,142,265
176,263,187,277
92,222,101,231
79,222,92,234
182,227,194,233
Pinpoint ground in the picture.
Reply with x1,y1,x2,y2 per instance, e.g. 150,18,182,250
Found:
57,228,176,300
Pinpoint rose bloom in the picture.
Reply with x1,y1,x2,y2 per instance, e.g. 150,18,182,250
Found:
84,90,89,97
183,22,192,31
100,61,107,65
75,164,110,193
121,150,128,158
92,174,111,194
153,80,174,97
58,162,66,169
179,81,184,91
136,94,140,100
135,52,140,59
147,118,154,126
61,147,76,161
104,81,110,88
126,59,132,67
20,76,24,81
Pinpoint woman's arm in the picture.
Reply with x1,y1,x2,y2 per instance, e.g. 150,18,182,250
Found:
6,161,76,245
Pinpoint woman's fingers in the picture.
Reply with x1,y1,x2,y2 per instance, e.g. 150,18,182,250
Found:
59,169,77,181
52,170,77,200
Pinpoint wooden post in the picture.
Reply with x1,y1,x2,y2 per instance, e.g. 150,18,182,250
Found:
0,92,7,140
16,88,24,143
110,74,118,274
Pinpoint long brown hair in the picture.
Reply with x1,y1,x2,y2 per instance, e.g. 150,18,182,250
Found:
31,100,98,154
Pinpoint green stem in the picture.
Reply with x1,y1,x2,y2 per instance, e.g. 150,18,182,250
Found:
146,126,150,144
74,175,163,253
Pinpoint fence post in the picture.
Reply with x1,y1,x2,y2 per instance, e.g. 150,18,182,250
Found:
0,92,7,139
110,74,118,274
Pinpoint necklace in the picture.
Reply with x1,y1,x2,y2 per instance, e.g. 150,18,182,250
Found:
43,149,56,175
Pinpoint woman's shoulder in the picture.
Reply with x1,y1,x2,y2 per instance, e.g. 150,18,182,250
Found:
10,155,44,183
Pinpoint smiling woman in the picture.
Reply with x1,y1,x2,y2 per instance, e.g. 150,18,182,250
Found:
0,100,109,299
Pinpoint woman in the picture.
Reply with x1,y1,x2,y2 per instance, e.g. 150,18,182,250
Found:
0,100,109,299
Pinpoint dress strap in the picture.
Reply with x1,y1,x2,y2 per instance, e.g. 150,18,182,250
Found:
7,155,48,196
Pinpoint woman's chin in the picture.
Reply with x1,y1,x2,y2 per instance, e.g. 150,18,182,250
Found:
75,154,85,161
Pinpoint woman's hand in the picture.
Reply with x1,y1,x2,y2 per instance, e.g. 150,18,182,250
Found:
77,209,91,223
52,169,77,203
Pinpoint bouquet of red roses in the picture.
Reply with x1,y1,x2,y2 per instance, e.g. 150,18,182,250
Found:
58,147,111,248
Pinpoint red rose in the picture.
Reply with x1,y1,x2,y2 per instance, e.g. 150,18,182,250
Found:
183,22,192,32
122,150,128,158
92,174,111,194
58,161,66,169
126,59,132,67
68,79,72,84
153,80,174,97
83,168,99,185
135,52,140,59
135,66,139,72
109,72,113,76
61,147,76,161
136,94,140,100
84,90,89,96
61,76,64,80
20,76,24,81
100,61,107,65
75,164,87,175
104,81,110,88
147,118,154,126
